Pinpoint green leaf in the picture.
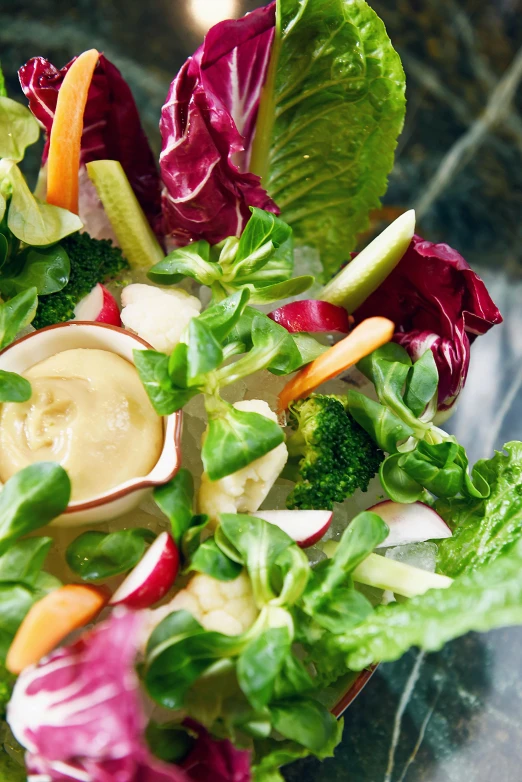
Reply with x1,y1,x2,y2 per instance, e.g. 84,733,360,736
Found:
250,0,406,279
153,469,194,546
181,514,209,561
0,244,70,297
0,96,40,162
339,535,522,670
226,207,292,281
399,441,463,498
202,399,284,481
0,462,71,556
2,160,82,245
0,232,8,267
289,332,328,368
379,452,424,503
0,537,52,587
66,528,155,581
0,369,31,402
145,722,194,764
197,289,250,343
0,287,38,349
147,240,219,285
437,441,522,578
0,583,35,661
189,538,242,581
404,349,439,417
187,318,223,382
270,698,340,753
272,654,315,701
246,276,313,304
0,65,6,97
134,349,198,414
237,626,291,711
34,569,62,597
347,390,413,453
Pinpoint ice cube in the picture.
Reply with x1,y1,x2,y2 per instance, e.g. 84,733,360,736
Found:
385,541,438,573
306,546,328,567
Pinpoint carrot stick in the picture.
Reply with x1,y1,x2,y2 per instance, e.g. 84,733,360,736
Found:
46,49,99,215
6,584,109,674
278,316,395,410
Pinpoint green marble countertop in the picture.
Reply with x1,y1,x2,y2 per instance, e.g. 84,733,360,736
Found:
1,1,522,779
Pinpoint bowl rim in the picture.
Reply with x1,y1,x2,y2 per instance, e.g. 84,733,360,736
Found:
0,320,183,513
331,665,377,718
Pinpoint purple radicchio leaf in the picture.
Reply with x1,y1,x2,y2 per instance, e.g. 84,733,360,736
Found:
159,3,278,247
18,54,162,230
182,719,251,782
353,234,503,411
7,610,189,782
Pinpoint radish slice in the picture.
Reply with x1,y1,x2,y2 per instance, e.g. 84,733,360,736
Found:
74,283,121,326
268,300,350,334
254,509,333,548
368,501,452,548
109,532,179,609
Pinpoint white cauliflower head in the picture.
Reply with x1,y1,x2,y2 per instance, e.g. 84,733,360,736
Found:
198,399,288,527
151,570,258,637
121,283,201,353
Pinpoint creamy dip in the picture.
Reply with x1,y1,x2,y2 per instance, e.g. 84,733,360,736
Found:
0,348,163,501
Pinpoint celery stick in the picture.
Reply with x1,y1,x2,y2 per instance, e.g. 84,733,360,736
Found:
86,160,164,269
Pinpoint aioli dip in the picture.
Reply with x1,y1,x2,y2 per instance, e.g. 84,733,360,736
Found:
0,348,163,501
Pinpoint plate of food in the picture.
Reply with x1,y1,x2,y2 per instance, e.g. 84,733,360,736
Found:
0,1,519,780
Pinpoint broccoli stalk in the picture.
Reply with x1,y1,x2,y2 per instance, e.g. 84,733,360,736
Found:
33,232,129,329
285,395,384,510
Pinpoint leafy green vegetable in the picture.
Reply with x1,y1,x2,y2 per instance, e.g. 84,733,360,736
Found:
270,698,340,754
0,370,31,403
0,287,37,349
0,160,82,245
145,722,195,764
338,535,522,670
437,442,522,578
0,664,16,719
285,394,384,510
153,469,195,546
0,583,37,661
250,0,406,279
189,538,243,581
0,64,6,97
0,96,40,162
0,462,71,556
0,538,52,586
33,232,129,329
237,626,291,711
66,528,156,581
0,244,70,298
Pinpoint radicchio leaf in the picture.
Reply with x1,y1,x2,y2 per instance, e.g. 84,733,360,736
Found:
7,610,188,782
159,3,278,246
18,54,162,229
353,235,502,411
182,720,251,782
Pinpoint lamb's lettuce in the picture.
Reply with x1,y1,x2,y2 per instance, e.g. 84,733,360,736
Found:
0,96,39,162
251,0,406,278
66,528,156,581
437,441,522,577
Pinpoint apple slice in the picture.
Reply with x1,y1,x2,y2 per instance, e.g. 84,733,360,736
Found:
320,210,415,312
368,501,452,549
74,283,121,326
254,510,332,548
268,300,351,334
110,532,179,609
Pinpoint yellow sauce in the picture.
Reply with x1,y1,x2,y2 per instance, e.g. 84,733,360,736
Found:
0,348,163,501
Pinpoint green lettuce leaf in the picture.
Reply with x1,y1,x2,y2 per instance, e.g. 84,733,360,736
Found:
251,0,406,279
337,535,522,670
437,441,522,577
0,96,40,162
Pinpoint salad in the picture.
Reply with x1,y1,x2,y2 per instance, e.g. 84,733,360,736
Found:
0,1,519,780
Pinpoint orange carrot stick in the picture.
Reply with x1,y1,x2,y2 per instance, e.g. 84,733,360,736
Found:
278,316,395,410
46,49,99,215
6,584,109,674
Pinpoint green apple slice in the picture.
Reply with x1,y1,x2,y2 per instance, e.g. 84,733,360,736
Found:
320,210,416,312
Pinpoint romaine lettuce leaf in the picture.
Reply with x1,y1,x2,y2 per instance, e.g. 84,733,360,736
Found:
437,441,522,577
337,535,522,670
251,0,406,279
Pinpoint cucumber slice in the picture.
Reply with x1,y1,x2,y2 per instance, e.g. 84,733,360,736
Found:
86,160,164,269
320,210,415,312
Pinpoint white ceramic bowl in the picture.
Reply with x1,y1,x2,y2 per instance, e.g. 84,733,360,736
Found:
0,322,182,526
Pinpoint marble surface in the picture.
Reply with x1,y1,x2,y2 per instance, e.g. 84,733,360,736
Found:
2,0,522,779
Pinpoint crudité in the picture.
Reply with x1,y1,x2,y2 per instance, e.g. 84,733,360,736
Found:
0,1,517,781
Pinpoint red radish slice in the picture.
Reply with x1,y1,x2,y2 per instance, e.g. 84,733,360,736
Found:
368,501,452,548
74,283,121,326
109,532,179,609
254,509,333,548
268,300,350,334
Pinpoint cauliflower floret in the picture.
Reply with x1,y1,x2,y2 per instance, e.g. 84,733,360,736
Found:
151,571,258,637
198,399,288,527
120,283,201,353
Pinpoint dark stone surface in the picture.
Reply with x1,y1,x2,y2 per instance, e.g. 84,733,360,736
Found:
2,1,522,779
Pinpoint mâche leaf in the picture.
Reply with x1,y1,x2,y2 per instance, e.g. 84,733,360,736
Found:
0,244,70,298
66,528,156,581
0,287,38,349
251,0,406,278
0,96,40,162
0,369,31,403
188,538,242,581
0,538,52,587
153,469,195,546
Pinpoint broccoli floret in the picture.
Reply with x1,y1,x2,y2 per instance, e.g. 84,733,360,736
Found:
285,395,384,510
33,232,129,329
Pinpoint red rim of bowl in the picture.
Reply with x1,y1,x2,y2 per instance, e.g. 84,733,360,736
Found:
0,321,183,513
331,665,377,718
